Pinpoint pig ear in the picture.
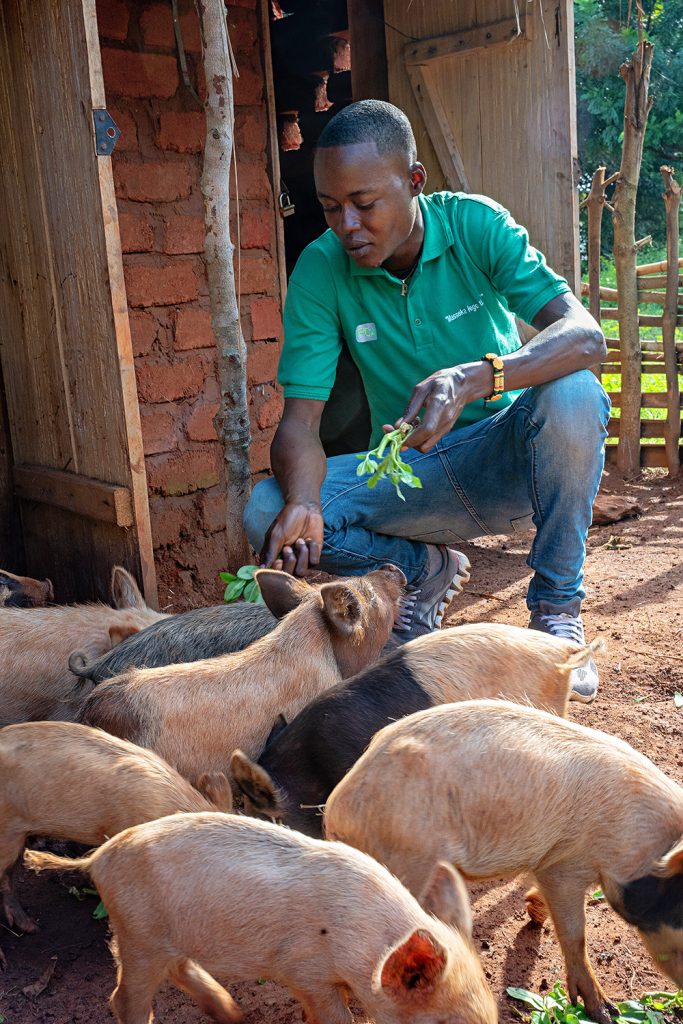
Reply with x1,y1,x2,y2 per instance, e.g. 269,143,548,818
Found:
320,583,363,637
195,772,233,813
376,929,448,1000
420,861,473,939
108,623,140,647
256,570,311,618
110,566,146,610
231,749,281,817
654,836,683,878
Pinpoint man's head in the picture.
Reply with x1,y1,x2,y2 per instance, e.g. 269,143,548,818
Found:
314,100,426,271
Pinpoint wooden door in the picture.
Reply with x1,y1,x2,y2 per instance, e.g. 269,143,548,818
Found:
383,0,580,290
0,0,156,603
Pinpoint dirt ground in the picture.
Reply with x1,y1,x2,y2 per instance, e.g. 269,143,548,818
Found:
2,469,682,1024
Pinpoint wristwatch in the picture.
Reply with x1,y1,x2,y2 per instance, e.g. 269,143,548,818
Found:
482,353,505,402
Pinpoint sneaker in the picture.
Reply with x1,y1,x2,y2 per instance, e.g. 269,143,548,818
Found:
528,611,599,704
394,545,471,641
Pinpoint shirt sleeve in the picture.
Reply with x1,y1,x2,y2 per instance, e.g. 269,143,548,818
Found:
458,196,572,326
279,244,343,402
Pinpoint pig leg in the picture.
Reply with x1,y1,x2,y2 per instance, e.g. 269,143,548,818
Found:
168,959,243,1023
525,885,549,924
289,985,352,1024
109,939,169,1024
0,836,38,934
533,867,617,1024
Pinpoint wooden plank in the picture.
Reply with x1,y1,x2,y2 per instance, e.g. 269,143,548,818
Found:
259,0,288,306
403,15,527,65
607,419,679,439
661,166,681,478
602,362,666,373
600,308,683,326
602,391,681,409
405,64,469,191
636,256,683,276
14,464,134,527
349,0,389,101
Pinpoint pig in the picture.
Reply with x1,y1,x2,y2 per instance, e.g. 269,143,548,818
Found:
0,569,53,608
0,719,232,966
25,811,496,1024
324,700,683,1024
231,624,603,836
77,566,406,781
0,566,168,726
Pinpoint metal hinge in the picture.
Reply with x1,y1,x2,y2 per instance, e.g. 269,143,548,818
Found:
93,109,120,156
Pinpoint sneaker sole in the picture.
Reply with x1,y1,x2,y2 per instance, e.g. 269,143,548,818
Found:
568,688,598,705
434,551,471,628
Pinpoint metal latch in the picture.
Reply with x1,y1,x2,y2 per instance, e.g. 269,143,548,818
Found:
93,109,121,156
278,186,295,218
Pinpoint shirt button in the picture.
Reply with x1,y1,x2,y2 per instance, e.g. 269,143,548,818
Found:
414,317,422,325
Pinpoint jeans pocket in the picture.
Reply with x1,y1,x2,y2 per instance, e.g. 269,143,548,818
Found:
509,512,535,534
410,528,470,545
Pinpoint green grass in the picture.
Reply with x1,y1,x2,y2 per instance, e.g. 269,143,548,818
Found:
582,245,682,443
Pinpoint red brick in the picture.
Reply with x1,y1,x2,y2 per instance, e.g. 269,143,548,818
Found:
136,355,206,403
129,310,163,357
118,212,155,253
114,161,192,202
147,449,222,496
240,208,274,251
140,406,178,455
235,110,266,155
109,108,138,151
174,307,216,350
247,340,280,385
249,427,276,473
238,253,278,295
163,215,205,255
198,493,226,533
140,4,201,52
228,10,258,52
101,49,179,99
250,296,282,340
233,65,263,106
157,111,205,154
96,0,129,40
150,502,190,548
231,162,272,202
252,385,283,429
186,398,220,442
125,260,198,307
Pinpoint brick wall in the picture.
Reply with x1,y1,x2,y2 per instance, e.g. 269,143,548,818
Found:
97,0,284,610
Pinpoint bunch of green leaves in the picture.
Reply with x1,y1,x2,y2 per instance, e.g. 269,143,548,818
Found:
220,564,263,604
507,981,683,1024
356,423,422,501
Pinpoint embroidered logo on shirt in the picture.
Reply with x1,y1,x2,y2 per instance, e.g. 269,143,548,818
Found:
355,322,378,343
444,296,485,322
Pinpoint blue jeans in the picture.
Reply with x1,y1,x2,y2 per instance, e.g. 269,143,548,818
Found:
244,371,611,615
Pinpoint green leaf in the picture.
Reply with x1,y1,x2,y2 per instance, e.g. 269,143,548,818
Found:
223,579,246,603
236,564,258,580
674,691,683,709
243,579,262,603
632,696,646,703
219,571,238,583
93,900,109,920
590,887,605,900
507,988,547,1010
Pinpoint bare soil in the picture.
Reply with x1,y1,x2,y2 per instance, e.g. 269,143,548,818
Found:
2,470,682,1024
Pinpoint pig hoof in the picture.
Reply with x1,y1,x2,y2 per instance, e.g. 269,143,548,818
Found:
525,887,549,924
4,902,38,934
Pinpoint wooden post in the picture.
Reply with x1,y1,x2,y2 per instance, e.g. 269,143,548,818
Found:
612,37,654,476
580,166,618,377
197,0,251,567
661,165,681,478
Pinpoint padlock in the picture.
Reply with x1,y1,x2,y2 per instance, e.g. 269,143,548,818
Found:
278,189,295,218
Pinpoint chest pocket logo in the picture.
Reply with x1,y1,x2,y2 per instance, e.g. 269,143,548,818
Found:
355,322,378,343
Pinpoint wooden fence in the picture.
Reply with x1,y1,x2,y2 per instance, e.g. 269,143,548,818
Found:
581,165,682,476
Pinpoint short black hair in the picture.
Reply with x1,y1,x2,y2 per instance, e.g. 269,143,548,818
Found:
317,100,416,162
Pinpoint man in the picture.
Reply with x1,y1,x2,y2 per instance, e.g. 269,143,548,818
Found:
244,100,609,702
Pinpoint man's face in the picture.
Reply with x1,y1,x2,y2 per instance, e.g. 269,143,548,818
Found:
313,141,424,270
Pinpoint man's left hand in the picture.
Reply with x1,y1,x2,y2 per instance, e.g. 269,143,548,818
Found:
388,366,475,453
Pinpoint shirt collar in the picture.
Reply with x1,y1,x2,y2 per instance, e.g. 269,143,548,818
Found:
346,193,453,277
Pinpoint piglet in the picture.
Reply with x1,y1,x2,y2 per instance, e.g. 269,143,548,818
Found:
0,720,231,965
232,623,602,836
324,700,683,1024
26,812,496,1024
0,566,167,726
77,567,405,781
0,569,53,608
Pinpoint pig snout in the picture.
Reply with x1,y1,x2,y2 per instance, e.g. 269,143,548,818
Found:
619,844,683,990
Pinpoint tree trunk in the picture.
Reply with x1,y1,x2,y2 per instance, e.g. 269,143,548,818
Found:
612,38,654,476
197,0,251,567
660,165,681,478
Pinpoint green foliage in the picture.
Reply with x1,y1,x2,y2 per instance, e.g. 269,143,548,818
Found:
356,423,422,501
219,565,264,604
507,981,683,1024
575,0,683,247
93,900,109,920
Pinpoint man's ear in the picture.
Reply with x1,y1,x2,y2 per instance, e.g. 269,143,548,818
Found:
409,162,427,195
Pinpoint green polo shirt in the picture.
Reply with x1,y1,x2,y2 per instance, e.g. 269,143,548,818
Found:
280,192,571,447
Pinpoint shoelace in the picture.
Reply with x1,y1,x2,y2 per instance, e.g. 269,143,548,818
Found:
538,612,584,645
394,588,454,632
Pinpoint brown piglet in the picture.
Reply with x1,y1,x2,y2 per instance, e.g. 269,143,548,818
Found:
324,700,683,1024
26,812,496,1024
0,720,231,965
77,566,405,780
0,569,53,608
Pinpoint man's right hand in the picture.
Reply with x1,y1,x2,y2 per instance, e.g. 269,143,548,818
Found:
259,501,324,576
